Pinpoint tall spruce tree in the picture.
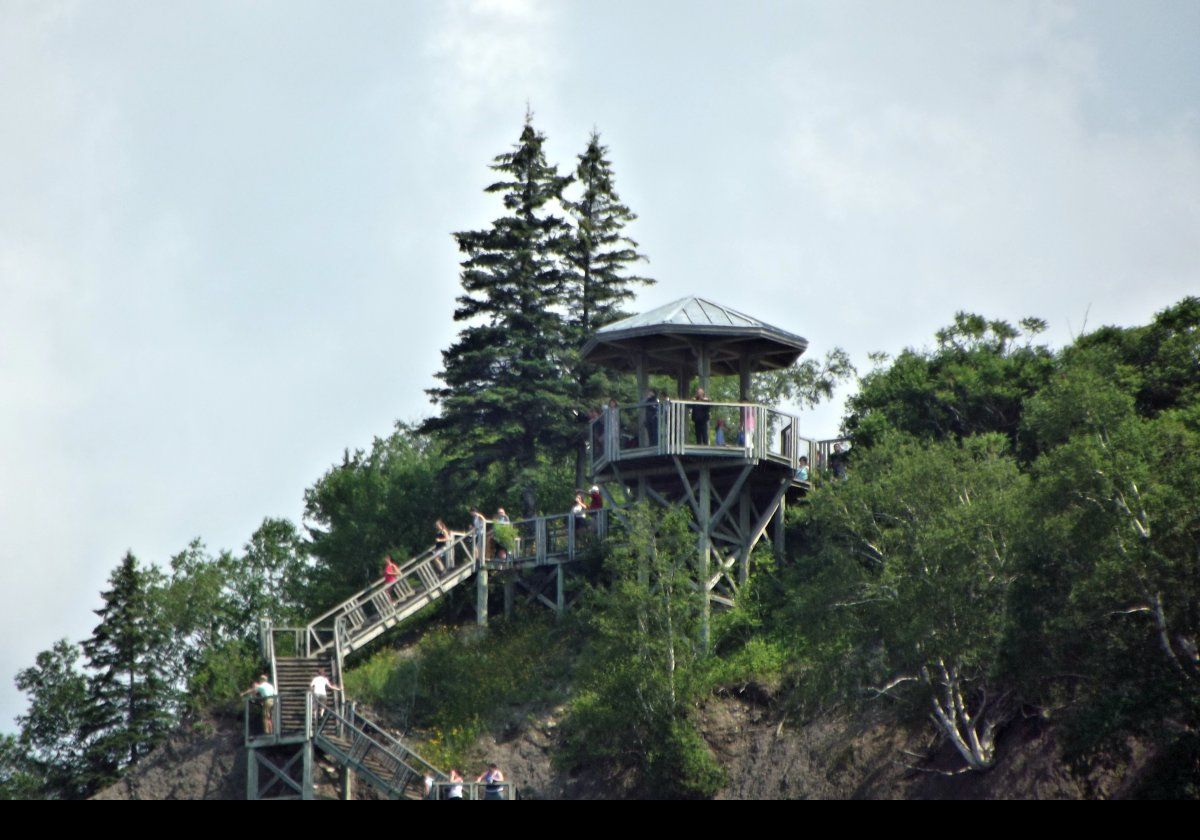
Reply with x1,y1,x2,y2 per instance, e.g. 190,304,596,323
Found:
80,552,172,788
563,131,653,484
424,115,576,514
564,131,652,340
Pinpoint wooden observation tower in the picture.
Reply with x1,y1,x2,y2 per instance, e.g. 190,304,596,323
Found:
242,298,822,799
583,297,815,645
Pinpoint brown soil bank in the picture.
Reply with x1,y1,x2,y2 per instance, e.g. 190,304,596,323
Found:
91,714,246,800
94,693,1172,799
698,690,1154,799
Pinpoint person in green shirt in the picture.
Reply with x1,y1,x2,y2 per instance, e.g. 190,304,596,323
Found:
241,674,277,735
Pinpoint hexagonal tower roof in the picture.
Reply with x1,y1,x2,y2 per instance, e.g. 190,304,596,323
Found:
580,296,808,376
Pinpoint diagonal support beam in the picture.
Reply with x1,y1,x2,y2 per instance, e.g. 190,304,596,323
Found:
672,457,701,517
254,750,304,797
745,478,792,559
515,571,559,612
708,465,754,534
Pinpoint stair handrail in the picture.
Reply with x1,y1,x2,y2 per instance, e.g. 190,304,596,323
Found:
315,703,446,786
258,617,272,662
333,615,348,721
304,532,475,634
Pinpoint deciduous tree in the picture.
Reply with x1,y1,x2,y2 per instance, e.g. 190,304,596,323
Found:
12,640,89,798
793,433,1027,770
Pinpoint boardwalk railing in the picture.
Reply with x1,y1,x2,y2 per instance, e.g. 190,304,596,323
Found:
813,437,851,476
590,400,810,475
502,508,610,566
243,694,283,744
428,780,516,800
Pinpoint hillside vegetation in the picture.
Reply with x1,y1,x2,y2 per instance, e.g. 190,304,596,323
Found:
5,114,1197,799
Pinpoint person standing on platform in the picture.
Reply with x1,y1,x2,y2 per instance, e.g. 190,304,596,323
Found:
691,387,711,445
642,389,659,447
477,763,506,799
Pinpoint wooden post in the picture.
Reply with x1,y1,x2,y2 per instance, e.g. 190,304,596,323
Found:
556,564,565,618
340,765,354,800
301,740,314,800
739,492,751,585
699,465,711,652
246,748,259,800
504,581,514,618
773,496,787,561
739,355,752,402
636,352,649,447
475,557,489,627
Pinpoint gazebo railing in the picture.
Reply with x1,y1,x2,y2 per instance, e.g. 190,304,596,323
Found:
589,400,806,473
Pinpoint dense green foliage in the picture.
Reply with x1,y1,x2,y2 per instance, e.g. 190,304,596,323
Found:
344,616,577,771
79,553,174,788
561,504,726,797
303,424,453,607
302,421,575,610
5,520,307,798
8,104,1195,798
423,119,655,510
12,641,90,798
768,298,1200,788
781,434,1027,768
846,313,1055,458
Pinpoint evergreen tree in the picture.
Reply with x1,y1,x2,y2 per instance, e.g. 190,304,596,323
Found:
563,131,652,353
563,131,653,484
80,552,172,787
423,115,576,514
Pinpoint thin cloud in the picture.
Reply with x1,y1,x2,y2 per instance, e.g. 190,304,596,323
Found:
424,0,561,121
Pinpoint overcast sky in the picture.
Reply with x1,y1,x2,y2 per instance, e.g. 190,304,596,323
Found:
2,0,1197,730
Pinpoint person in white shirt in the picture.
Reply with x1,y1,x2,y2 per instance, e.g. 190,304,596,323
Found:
447,768,464,800
309,669,342,727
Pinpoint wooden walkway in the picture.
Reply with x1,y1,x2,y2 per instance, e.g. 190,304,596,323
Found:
249,506,613,799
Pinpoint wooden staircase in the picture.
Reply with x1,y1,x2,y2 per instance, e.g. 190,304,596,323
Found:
253,520,573,798
252,532,484,799
274,656,336,738
313,703,445,800
304,531,479,658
